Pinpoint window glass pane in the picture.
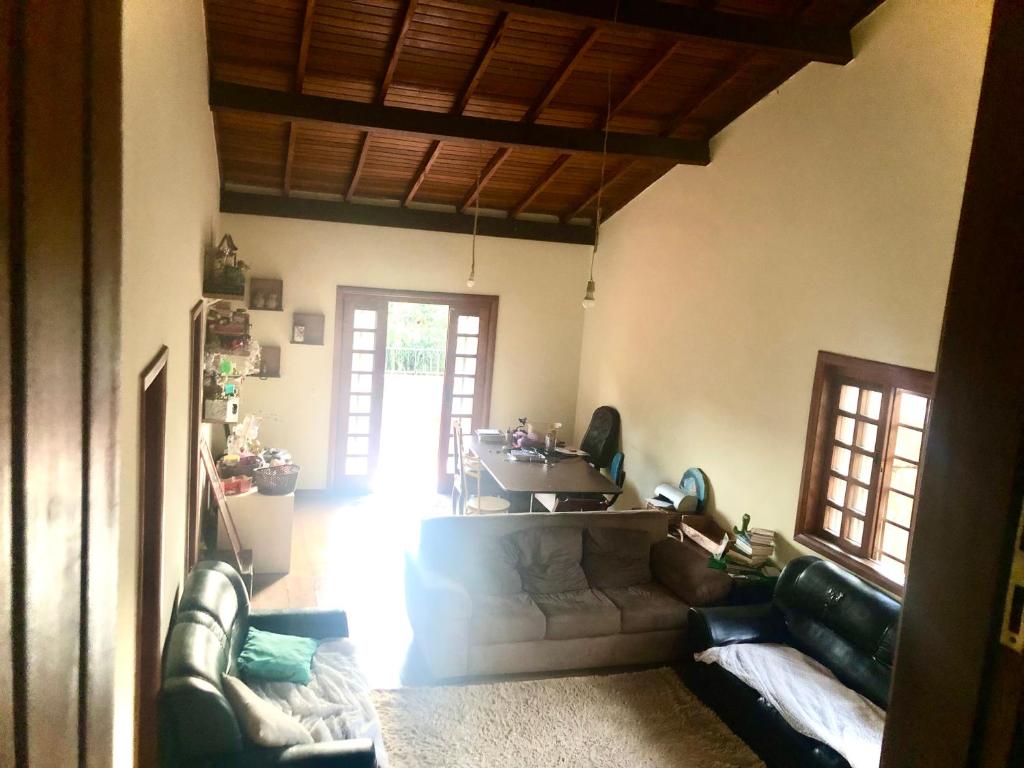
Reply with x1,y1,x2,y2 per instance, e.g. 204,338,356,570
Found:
349,394,371,414
851,453,873,484
898,391,928,429
348,415,369,434
352,331,376,351
878,555,906,582
838,385,860,414
353,309,376,330
835,416,855,445
824,506,842,535
894,426,922,462
885,490,914,528
454,356,477,375
460,417,472,434
860,390,882,420
881,523,910,560
454,376,475,395
890,459,918,495
345,456,368,476
827,476,848,506
456,335,478,355
346,436,369,456
351,352,374,372
448,436,455,454
446,456,455,474
831,446,851,476
848,484,869,514
846,517,864,546
457,315,480,335
452,396,474,415
855,421,877,451
350,373,372,393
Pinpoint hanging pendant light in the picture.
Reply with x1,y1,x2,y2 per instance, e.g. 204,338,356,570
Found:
583,59,613,310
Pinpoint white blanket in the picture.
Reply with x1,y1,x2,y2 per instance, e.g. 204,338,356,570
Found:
249,638,388,766
695,643,884,768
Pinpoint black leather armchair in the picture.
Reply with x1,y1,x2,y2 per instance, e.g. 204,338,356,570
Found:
684,556,900,768
160,561,378,768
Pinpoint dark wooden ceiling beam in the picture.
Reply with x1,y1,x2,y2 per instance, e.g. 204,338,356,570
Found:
210,82,710,163
459,147,512,213
221,189,594,245
404,12,511,206
285,0,318,196
524,27,599,123
452,0,853,64
511,153,571,217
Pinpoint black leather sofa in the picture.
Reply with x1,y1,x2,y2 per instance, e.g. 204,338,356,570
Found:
685,555,900,768
160,560,378,767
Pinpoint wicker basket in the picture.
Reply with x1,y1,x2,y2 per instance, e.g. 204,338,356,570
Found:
253,464,300,495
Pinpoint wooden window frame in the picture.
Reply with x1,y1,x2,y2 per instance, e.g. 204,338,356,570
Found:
795,351,934,595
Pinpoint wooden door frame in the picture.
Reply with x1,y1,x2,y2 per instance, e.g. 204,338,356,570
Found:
2,0,122,765
135,347,168,768
328,286,499,493
882,2,1024,765
185,301,205,570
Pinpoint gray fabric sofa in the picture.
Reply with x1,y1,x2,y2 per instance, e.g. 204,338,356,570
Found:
405,511,733,679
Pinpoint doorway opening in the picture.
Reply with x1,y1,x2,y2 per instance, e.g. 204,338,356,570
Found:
330,287,498,498
374,301,450,494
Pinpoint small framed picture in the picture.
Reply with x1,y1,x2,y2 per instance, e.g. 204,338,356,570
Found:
292,324,305,343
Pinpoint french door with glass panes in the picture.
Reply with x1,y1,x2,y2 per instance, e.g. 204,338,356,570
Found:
331,287,497,495
437,298,497,493
332,293,389,494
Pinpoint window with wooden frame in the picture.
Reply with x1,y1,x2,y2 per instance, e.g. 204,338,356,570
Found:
795,351,934,594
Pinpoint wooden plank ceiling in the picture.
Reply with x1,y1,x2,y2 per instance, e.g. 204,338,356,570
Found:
207,0,881,243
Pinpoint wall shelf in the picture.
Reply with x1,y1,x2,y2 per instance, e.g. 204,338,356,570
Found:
258,345,281,378
291,312,325,346
249,277,283,311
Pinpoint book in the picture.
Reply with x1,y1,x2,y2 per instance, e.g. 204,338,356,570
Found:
734,537,774,556
725,550,768,567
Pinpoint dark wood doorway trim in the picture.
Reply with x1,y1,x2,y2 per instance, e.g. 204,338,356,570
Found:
3,0,122,765
186,301,205,571
328,286,499,494
882,2,1024,765
136,347,168,768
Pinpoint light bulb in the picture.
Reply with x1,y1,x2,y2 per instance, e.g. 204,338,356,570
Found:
466,274,476,288
581,279,596,309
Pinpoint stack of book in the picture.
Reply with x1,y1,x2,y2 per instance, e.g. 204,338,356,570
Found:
726,527,776,568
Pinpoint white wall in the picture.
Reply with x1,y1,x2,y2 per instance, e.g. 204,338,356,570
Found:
115,0,220,764
218,213,591,489
574,0,993,562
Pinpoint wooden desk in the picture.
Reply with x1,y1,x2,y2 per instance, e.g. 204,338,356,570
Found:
465,436,620,502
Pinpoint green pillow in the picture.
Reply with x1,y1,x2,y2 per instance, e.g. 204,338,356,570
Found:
236,627,318,685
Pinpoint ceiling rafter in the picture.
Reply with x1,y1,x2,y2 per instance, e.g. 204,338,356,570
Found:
404,11,511,206
457,25,598,214
511,153,571,217
284,0,318,196
459,147,512,213
452,0,853,64
350,0,420,202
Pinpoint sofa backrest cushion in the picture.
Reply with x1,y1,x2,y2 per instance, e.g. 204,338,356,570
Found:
418,511,668,572
503,526,589,594
161,561,250,763
581,527,652,588
454,540,523,596
774,556,901,709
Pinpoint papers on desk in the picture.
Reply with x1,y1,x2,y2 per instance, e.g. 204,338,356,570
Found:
476,428,505,443
508,448,546,462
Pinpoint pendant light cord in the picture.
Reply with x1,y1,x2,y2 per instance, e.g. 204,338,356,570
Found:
590,0,618,282
471,144,482,279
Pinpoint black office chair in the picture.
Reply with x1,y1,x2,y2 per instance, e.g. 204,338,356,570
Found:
579,405,621,470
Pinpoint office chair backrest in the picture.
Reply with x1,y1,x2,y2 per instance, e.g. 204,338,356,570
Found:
579,406,621,469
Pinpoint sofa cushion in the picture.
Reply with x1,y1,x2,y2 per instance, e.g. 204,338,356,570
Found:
581,527,652,589
532,589,621,640
470,593,547,645
504,527,588,595
601,582,689,634
221,674,314,747
455,540,523,596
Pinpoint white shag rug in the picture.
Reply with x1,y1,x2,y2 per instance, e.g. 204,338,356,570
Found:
371,668,764,768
